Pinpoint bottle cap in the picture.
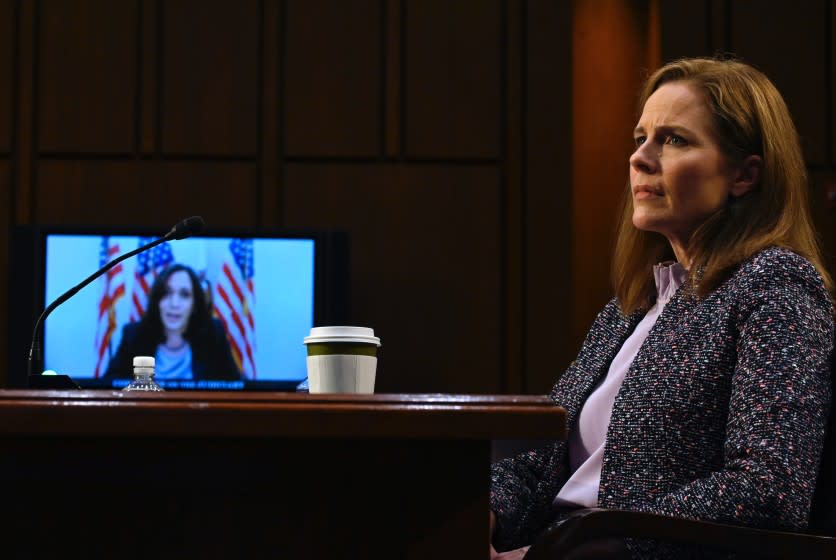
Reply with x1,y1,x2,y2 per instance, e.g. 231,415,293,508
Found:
133,356,155,368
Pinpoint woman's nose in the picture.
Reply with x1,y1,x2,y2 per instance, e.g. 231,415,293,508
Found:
629,142,658,174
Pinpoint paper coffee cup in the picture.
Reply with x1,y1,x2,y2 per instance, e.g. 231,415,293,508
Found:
303,326,381,394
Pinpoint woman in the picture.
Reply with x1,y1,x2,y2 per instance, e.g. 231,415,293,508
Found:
490,57,834,558
104,263,242,381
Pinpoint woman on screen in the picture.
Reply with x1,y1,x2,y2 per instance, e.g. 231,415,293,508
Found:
103,263,242,381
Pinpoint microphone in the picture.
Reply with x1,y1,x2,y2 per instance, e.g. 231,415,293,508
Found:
27,216,206,388
167,215,205,240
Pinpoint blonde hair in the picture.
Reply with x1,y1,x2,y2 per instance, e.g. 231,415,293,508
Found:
613,57,833,314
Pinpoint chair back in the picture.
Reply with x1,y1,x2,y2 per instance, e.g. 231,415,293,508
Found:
809,340,836,536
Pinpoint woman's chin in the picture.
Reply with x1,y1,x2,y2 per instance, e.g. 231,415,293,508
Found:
632,214,661,233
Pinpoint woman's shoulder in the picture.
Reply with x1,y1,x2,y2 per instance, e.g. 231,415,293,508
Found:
588,296,645,337
119,321,142,341
194,318,231,347
732,246,826,289
724,246,833,314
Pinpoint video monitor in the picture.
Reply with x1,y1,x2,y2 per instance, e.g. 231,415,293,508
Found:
8,225,349,390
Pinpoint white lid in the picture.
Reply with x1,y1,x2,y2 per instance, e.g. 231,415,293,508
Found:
303,326,381,347
133,356,155,367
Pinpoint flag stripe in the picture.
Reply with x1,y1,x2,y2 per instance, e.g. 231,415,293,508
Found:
98,283,125,319
213,238,256,379
216,283,247,339
213,308,244,372
105,263,123,281
94,311,118,377
213,239,257,379
216,281,256,376
94,237,126,378
222,264,246,306
128,239,173,322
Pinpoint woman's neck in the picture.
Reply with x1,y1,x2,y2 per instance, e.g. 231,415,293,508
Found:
667,238,692,270
163,332,187,351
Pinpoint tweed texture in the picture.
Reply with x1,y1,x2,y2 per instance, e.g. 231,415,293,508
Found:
490,247,834,557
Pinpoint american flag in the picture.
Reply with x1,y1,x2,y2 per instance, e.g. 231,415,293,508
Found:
93,237,126,378
214,238,256,379
129,238,174,322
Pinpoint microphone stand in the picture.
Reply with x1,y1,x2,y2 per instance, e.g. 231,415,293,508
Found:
27,219,200,389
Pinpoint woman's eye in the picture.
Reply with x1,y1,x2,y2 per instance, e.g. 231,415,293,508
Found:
634,136,646,147
664,134,686,146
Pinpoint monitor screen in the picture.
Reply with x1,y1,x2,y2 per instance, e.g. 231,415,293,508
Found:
8,226,349,391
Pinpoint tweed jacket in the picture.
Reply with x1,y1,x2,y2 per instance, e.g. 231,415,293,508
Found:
490,247,834,555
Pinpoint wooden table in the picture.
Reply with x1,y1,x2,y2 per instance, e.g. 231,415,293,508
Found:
0,390,565,559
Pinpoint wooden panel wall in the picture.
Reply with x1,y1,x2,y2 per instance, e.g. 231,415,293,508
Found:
0,1,13,154
570,0,655,356
732,0,827,164
161,0,260,156
1,0,15,382
0,1,833,394
284,164,501,393
280,0,522,393
523,1,573,393
405,0,501,159
284,0,380,157
38,0,137,154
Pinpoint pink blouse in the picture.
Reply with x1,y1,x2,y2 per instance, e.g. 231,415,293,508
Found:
553,262,687,508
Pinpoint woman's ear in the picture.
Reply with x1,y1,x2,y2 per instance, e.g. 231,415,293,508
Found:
730,155,762,197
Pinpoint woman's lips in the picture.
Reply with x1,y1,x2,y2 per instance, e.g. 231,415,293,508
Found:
633,185,663,199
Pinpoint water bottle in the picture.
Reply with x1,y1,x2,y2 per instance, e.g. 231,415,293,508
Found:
123,356,164,392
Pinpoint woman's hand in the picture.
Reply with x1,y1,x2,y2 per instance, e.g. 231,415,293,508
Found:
491,546,530,559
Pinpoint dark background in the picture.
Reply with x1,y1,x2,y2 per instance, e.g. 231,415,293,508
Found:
0,0,834,394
